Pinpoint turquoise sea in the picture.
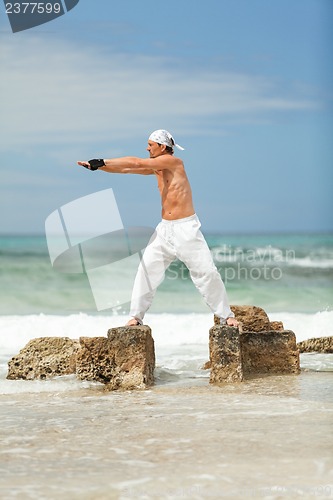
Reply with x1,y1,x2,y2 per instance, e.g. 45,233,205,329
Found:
0,232,332,315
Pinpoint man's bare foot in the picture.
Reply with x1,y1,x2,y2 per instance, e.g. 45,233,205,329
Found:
226,317,239,327
125,318,141,326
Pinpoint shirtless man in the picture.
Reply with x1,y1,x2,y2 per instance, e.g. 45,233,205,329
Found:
78,129,238,327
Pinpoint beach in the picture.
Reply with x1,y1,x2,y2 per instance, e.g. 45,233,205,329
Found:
1,361,332,499
0,234,332,498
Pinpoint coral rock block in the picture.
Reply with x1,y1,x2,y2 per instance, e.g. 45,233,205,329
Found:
209,326,244,383
241,330,300,376
76,326,155,390
209,326,300,385
7,337,79,380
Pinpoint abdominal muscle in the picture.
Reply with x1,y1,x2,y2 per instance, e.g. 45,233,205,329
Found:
156,169,195,221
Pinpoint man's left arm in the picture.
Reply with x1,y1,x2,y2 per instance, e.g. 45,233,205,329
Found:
77,155,173,174
104,157,157,175
77,157,156,175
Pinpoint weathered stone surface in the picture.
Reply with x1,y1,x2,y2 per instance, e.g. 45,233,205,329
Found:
214,305,271,332
209,326,300,384
269,321,284,331
209,326,243,383
297,336,333,353
241,330,300,376
76,326,155,390
202,360,211,370
7,337,80,380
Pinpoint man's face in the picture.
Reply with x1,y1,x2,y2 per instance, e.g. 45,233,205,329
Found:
147,140,164,158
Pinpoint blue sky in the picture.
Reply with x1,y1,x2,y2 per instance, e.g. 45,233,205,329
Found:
0,0,332,234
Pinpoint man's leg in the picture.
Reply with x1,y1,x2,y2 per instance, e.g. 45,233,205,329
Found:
175,218,236,324
127,225,175,325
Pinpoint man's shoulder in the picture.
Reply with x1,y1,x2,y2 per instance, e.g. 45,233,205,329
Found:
148,154,184,172
161,155,184,167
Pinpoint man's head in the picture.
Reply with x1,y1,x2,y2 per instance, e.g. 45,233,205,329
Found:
147,129,184,158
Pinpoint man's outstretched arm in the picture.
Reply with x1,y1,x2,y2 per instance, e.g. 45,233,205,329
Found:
77,155,175,175
77,157,154,175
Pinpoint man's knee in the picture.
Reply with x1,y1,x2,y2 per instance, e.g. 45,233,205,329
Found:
190,265,220,282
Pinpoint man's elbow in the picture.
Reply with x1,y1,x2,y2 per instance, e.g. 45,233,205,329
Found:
134,159,149,170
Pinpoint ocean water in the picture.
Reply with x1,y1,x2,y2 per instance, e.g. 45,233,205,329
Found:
1,232,332,315
0,233,332,499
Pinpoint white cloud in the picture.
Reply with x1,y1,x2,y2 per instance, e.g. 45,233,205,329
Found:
0,35,319,152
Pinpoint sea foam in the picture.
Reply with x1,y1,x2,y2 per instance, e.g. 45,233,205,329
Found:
0,310,331,354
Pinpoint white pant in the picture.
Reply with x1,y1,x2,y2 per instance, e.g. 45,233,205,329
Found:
129,214,234,323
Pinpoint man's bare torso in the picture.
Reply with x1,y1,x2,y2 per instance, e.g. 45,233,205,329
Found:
154,157,195,220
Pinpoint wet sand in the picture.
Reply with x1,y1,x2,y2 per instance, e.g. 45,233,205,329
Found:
1,371,333,499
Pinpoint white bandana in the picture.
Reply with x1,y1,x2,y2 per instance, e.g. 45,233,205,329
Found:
148,129,185,151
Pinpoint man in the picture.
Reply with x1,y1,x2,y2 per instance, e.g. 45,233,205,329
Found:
78,129,238,327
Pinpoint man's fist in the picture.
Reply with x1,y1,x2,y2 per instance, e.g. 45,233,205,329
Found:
77,159,105,171
88,159,105,170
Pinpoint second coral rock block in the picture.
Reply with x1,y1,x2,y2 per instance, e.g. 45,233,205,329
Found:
76,326,155,390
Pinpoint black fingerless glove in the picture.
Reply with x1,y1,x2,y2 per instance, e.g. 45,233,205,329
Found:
88,159,105,170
